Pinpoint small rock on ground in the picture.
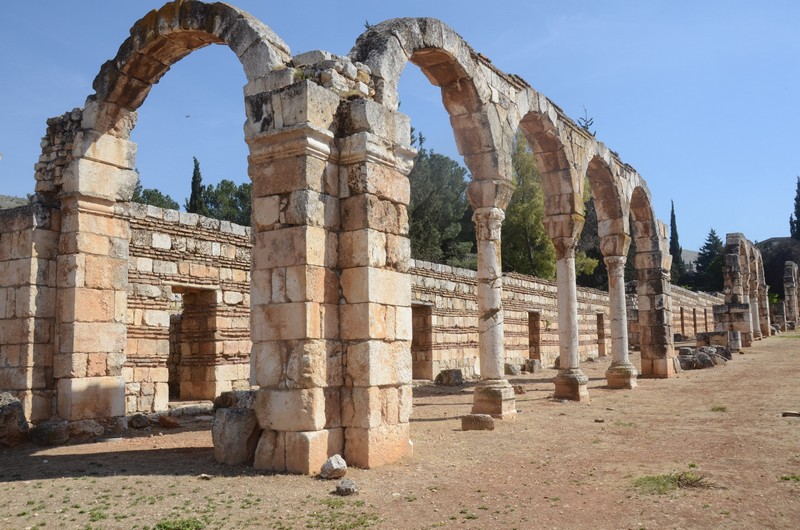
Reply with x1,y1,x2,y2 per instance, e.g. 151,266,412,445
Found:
462,414,495,431
320,454,347,479
129,413,150,429
159,415,180,429
781,411,800,417
336,478,358,496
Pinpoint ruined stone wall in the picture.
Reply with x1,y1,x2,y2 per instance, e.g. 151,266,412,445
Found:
125,204,251,413
32,109,82,201
0,204,59,421
409,260,611,379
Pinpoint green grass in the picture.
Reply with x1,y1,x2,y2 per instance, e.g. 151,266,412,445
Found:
780,474,800,482
711,405,727,412
153,518,205,530
632,471,714,495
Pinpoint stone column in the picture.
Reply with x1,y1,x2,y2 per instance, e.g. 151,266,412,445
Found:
246,80,344,475
551,236,589,400
604,255,638,389
758,283,771,337
470,207,516,418
54,125,138,422
749,297,762,340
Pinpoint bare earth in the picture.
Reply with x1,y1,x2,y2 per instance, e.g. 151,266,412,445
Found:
2,334,799,529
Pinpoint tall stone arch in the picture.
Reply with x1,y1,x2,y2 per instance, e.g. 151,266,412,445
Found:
53,0,291,422
628,185,676,378
350,18,518,418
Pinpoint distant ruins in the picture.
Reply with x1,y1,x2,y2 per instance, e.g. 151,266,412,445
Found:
0,1,783,473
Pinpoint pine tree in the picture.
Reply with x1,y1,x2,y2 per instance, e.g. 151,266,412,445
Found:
501,133,556,279
131,172,180,210
669,200,686,283
695,228,724,292
185,157,208,216
790,176,800,240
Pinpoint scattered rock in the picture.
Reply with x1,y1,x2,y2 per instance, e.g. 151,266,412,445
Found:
513,385,525,395
524,359,542,373
461,414,495,431
0,392,30,447
782,411,800,417
30,420,69,446
212,408,261,465
213,390,257,410
585,356,597,363
336,478,358,496
434,369,463,386
319,454,348,479
169,403,213,417
504,363,521,376
594,418,605,423
67,420,104,440
553,356,560,369
129,413,150,429
158,415,180,429
678,346,694,356
198,474,213,480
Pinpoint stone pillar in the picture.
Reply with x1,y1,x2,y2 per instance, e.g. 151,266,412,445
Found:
758,283,771,337
550,232,589,401
337,97,416,468
604,255,638,389
636,249,676,378
470,207,516,418
784,261,798,326
54,125,137,421
246,81,344,475
749,297,762,340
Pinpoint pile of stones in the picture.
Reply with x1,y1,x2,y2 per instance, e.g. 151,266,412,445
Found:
677,346,731,371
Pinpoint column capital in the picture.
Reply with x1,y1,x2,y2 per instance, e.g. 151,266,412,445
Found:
472,207,505,241
604,254,627,275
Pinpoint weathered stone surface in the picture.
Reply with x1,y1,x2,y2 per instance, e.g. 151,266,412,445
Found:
461,414,495,431
30,420,69,446
335,478,359,496
212,408,262,466
0,393,30,447
213,390,257,410
504,363,521,376
434,369,463,386
67,419,105,440
129,413,150,429
158,415,180,429
319,454,348,479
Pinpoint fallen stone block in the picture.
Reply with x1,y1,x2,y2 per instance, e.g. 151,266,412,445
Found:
461,414,495,431
30,420,69,446
213,390,257,410
0,393,30,447
212,408,262,466
434,369,463,386
504,363,521,376
319,454,347,479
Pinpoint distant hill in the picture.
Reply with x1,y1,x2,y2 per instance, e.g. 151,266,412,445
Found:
0,194,28,210
756,237,800,298
682,249,699,272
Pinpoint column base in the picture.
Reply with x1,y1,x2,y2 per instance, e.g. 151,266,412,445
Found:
605,361,638,389
471,380,516,419
553,369,589,401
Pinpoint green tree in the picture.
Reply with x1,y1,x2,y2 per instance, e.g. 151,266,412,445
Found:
790,176,800,240
501,133,556,279
131,174,180,210
201,179,252,226
185,157,208,216
407,133,474,267
576,185,603,288
669,200,686,283
694,228,724,292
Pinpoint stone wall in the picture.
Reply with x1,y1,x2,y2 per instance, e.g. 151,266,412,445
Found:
124,204,252,413
0,204,60,421
409,260,611,379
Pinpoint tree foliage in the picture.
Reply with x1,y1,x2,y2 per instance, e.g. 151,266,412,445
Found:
669,200,687,283
576,189,603,288
201,179,252,226
501,133,556,279
407,133,474,267
131,174,179,210
693,228,724,292
790,176,800,240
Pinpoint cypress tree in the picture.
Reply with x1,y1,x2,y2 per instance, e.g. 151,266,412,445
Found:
669,200,686,282
790,176,800,240
185,157,208,216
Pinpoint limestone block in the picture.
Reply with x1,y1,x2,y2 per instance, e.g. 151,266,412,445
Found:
285,428,344,475
250,153,336,197
386,234,411,272
251,302,322,341
344,340,412,387
285,265,338,304
340,193,408,235
339,303,387,340
55,254,84,289
56,376,125,420
59,322,126,354
61,158,138,201
340,267,410,306
254,387,326,432
344,423,412,469
84,255,128,289
212,407,262,465
151,232,172,250
251,339,330,389
284,190,339,229
253,430,286,472
338,229,387,269
253,226,336,269
340,161,412,206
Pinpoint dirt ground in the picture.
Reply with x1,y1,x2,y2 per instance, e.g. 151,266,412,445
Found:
2,334,799,530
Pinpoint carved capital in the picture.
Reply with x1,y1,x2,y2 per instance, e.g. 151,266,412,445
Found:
551,236,577,260
473,207,505,241
604,255,627,276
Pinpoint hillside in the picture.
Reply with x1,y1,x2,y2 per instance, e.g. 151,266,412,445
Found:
756,237,800,298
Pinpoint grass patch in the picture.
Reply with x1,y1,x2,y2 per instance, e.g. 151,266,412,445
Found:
711,405,727,412
780,474,800,482
153,518,205,530
632,471,714,495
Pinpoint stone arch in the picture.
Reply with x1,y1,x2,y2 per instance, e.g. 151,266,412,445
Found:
350,18,513,188
628,185,676,378
52,1,293,424
586,155,627,255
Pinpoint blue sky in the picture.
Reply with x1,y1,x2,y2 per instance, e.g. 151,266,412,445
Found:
1,1,798,250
